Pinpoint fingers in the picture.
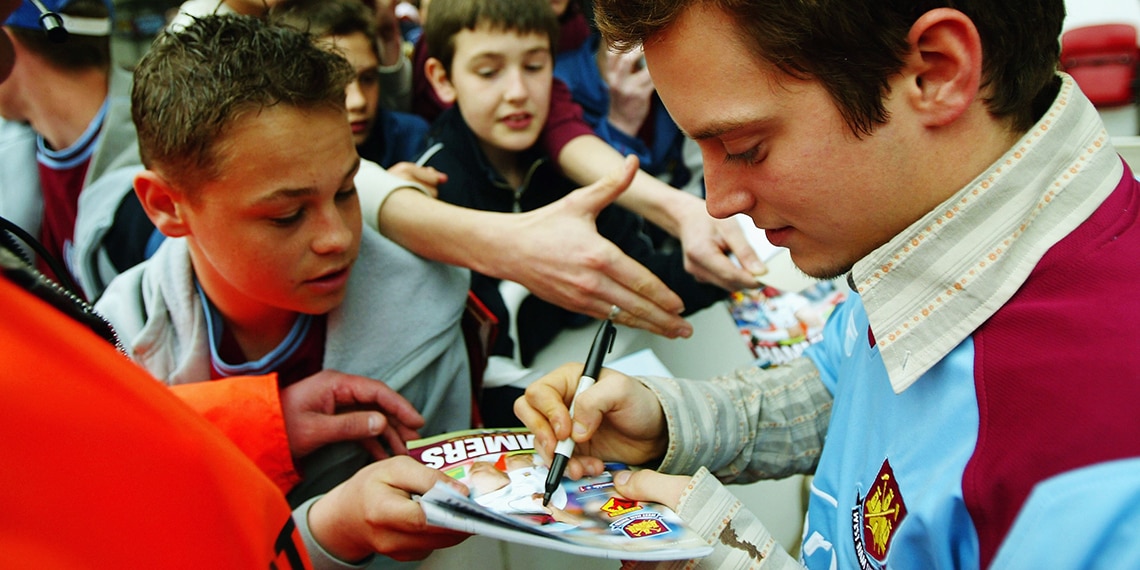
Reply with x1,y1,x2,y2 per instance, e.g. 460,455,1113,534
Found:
376,421,417,456
715,215,768,278
338,374,425,430
560,157,693,338
515,363,583,452
359,433,392,461
516,364,611,450
684,239,762,292
386,162,447,197
371,455,470,498
596,256,692,338
611,469,691,511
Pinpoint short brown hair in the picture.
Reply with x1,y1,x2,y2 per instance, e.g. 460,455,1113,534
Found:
423,0,560,74
130,14,354,191
595,0,1065,135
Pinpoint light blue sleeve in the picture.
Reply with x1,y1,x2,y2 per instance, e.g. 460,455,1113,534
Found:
990,457,1140,569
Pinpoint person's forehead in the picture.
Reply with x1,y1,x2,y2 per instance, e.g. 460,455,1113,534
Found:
453,24,550,58
644,5,785,137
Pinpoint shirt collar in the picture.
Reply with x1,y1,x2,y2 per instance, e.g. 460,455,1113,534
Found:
852,73,1123,393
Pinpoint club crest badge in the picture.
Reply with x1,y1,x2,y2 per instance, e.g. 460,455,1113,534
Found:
610,512,672,539
852,458,907,569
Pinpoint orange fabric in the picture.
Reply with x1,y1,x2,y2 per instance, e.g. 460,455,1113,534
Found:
0,275,312,569
173,375,302,493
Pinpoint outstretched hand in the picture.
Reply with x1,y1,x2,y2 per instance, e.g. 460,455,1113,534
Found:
501,155,693,338
280,369,424,461
514,362,669,480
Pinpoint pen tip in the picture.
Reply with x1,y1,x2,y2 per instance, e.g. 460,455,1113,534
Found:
542,492,551,507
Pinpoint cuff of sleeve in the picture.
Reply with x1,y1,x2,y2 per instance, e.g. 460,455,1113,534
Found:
356,159,431,233
377,54,406,74
674,467,796,569
635,375,702,475
293,495,375,570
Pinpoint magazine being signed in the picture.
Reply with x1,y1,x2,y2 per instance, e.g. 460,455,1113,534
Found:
409,427,713,561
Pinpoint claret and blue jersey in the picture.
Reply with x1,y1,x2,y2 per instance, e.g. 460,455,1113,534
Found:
800,162,1140,568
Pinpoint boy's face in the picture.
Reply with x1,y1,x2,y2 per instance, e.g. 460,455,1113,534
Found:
437,24,552,159
321,31,380,147
646,4,929,279
176,105,362,321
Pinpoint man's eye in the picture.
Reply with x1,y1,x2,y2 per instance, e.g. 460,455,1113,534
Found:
724,146,763,165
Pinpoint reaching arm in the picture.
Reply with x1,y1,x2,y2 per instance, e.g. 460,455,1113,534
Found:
364,156,695,338
556,134,767,292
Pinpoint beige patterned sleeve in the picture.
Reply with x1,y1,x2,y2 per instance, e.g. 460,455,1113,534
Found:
638,356,832,483
620,467,804,570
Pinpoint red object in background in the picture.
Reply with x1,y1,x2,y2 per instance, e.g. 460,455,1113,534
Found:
1061,23,1140,107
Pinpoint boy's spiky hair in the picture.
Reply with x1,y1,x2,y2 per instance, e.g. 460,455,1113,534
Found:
131,14,354,191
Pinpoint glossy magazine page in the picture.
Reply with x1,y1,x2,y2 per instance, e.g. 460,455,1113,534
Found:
410,428,713,561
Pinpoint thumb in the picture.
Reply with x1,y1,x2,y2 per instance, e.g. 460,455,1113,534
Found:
572,154,639,216
325,410,388,442
612,469,690,511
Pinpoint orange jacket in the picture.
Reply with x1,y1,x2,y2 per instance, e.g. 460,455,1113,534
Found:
0,274,311,569
173,375,302,492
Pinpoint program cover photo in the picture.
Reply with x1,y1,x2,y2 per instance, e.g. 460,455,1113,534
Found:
409,427,713,561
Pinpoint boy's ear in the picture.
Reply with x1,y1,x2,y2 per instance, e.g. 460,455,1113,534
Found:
901,8,983,128
425,57,458,105
133,170,191,238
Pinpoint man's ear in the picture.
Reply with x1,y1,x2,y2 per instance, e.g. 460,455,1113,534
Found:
424,57,457,105
901,8,983,128
133,170,190,238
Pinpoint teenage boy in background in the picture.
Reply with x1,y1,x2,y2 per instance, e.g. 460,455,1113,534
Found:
518,0,1140,568
418,0,726,425
95,13,472,507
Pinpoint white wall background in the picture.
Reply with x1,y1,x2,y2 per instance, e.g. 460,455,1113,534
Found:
1064,0,1140,31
